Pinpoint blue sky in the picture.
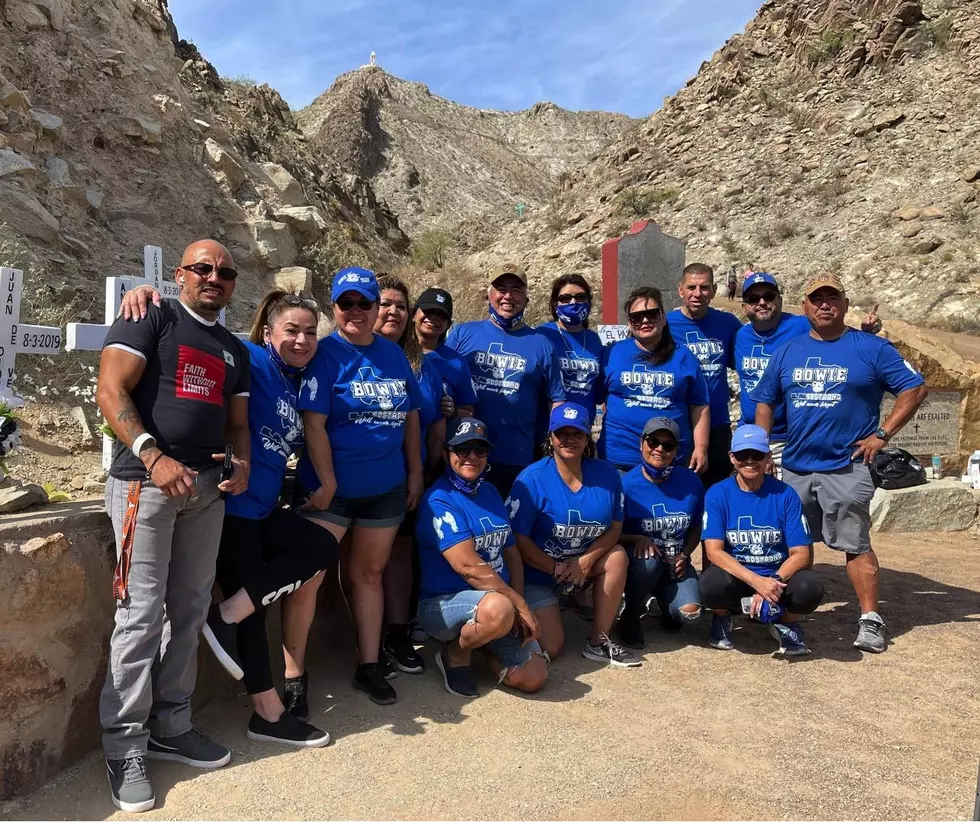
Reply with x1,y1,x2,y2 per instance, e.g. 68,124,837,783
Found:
169,1,761,117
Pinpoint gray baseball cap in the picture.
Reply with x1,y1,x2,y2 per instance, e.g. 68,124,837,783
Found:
642,417,681,441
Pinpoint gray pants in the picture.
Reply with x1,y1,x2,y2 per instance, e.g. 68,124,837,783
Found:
99,468,225,759
783,462,875,555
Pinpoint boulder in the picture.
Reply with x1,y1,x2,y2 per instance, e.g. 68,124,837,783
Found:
900,221,921,238
0,484,48,514
0,77,30,113
873,108,905,131
962,166,980,183
0,149,36,179
4,1,48,29
919,205,943,220
274,266,313,296
247,162,307,207
114,115,162,145
249,219,297,269
275,205,327,242
30,109,64,139
203,138,245,192
870,480,977,532
43,157,71,187
0,184,59,242
910,236,942,254
894,205,919,221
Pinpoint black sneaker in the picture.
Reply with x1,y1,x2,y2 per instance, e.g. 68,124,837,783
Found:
434,647,479,698
618,614,646,649
384,625,425,674
377,649,398,680
352,663,397,705
660,611,683,634
201,603,244,681
582,633,643,668
146,728,231,769
283,672,309,722
246,711,330,748
106,756,154,813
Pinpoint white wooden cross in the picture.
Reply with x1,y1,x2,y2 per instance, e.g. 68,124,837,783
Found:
0,267,64,406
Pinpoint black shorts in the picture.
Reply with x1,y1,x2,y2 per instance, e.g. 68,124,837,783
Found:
298,481,407,529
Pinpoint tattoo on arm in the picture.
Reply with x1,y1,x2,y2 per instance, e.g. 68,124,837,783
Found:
113,389,146,445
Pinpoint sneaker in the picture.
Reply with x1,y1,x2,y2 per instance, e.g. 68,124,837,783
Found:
708,614,734,650
146,728,231,769
644,595,662,618
571,599,595,622
246,711,330,748
384,626,425,674
434,647,479,698
377,649,398,680
106,756,154,813
769,622,811,656
409,620,429,644
352,663,397,705
201,603,244,681
660,611,683,634
582,633,642,668
853,612,887,653
283,672,309,722
617,613,646,650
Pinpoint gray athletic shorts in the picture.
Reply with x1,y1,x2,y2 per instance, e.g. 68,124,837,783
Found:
769,441,785,480
782,462,875,555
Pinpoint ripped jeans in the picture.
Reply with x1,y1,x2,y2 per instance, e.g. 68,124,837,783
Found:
624,555,702,622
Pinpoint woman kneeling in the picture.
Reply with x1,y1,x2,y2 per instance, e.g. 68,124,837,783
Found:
416,418,547,698
701,425,824,656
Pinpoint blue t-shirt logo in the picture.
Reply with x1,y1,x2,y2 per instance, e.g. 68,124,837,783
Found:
350,366,409,413
474,516,510,563
558,353,600,392
621,365,675,407
432,510,460,540
726,515,783,558
546,509,606,556
301,375,319,403
642,503,691,540
473,342,527,386
791,357,848,402
740,345,769,393
683,331,726,377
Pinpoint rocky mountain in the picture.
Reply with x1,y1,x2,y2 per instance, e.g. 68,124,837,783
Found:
297,67,635,236
470,0,980,333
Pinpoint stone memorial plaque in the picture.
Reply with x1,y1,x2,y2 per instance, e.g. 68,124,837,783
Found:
880,389,960,455
601,220,685,324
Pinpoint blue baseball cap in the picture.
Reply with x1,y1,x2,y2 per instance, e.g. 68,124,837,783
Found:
742,271,779,293
730,424,771,454
447,417,492,448
331,266,379,302
549,402,591,435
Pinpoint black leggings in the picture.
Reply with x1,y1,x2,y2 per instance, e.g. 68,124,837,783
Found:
216,509,339,694
700,566,824,615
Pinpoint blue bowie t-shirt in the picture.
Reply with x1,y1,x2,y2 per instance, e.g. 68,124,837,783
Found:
598,338,710,468
507,456,624,589
225,341,303,520
734,312,811,441
750,328,925,472
416,475,515,600
426,343,479,408
297,332,422,498
416,355,445,466
702,475,811,576
446,319,565,467
536,322,604,420
621,464,704,549
667,307,741,426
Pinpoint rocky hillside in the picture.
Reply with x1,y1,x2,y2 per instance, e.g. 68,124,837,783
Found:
471,0,980,333
297,67,635,236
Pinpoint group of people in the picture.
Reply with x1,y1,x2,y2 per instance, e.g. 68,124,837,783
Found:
94,239,927,813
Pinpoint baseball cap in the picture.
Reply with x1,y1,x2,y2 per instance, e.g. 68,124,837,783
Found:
742,271,779,293
730,424,771,455
548,402,591,435
490,263,527,286
331,266,379,302
642,416,681,441
414,287,453,320
803,272,845,297
446,417,492,448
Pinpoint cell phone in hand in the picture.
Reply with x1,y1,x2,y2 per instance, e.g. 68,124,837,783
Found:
220,445,233,499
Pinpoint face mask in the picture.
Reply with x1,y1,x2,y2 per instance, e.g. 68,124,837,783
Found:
556,301,591,327
488,302,525,330
446,462,484,495
266,341,304,378
642,454,673,482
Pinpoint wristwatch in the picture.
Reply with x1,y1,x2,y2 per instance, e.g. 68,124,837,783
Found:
875,427,891,442
132,433,157,458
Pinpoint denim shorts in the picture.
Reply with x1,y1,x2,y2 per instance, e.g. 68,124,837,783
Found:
523,582,562,611
299,481,406,529
417,589,542,669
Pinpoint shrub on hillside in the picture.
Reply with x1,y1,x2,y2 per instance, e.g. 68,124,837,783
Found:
805,29,853,64
614,186,679,219
410,229,453,270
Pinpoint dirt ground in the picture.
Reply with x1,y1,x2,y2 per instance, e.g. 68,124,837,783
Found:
3,532,979,822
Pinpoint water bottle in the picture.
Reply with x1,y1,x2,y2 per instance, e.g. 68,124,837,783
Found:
741,596,785,624
661,538,683,580
969,450,980,490
931,455,941,479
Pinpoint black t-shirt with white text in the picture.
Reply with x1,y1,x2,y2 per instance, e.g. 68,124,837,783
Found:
103,298,250,480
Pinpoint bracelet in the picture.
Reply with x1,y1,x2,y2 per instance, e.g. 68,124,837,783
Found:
145,451,165,478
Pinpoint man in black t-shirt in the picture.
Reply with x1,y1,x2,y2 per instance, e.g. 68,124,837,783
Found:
95,239,250,814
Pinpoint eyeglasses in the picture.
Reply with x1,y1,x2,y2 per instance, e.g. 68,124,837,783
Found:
450,445,490,458
732,449,767,462
643,435,678,452
628,308,663,326
279,294,319,311
556,293,589,304
179,262,238,281
744,291,779,305
335,297,375,312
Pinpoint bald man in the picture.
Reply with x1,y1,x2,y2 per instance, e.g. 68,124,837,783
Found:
95,240,251,813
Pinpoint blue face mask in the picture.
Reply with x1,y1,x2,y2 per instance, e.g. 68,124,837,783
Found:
555,301,591,327
642,455,673,483
446,462,484,495
265,342,304,378
488,302,525,330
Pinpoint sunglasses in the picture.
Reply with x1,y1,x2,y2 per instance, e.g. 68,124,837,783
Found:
420,307,450,322
744,290,779,305
450,445,490,458
556,293,589,304
628,307,663,326
733,449,767,462
280,294,319,311
336,297,376,312
643,435,678,451
180,262,238,281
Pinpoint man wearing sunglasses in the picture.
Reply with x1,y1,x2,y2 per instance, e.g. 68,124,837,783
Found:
751,273,927,654
95,239,251,812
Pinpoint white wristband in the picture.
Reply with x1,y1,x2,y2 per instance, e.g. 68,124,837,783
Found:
132,433,156,458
